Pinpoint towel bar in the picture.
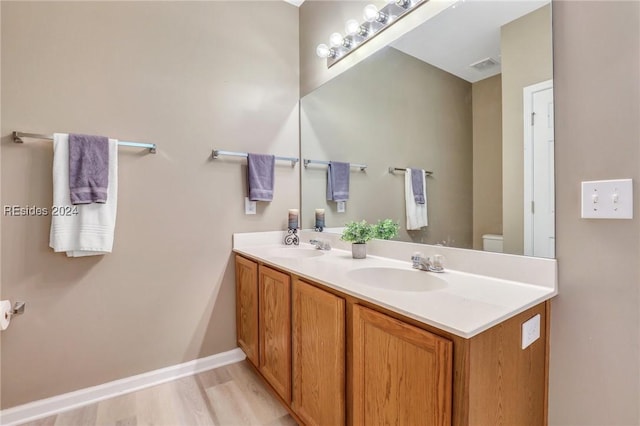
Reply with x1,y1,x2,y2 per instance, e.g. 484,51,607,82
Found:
212,149,299,167
389,167,433,176
303,159,367,171
12,131,157,154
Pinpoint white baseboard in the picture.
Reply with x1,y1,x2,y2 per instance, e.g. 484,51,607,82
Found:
0,348,246,426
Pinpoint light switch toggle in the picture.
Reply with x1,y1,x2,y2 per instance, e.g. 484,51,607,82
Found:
581,179,633,219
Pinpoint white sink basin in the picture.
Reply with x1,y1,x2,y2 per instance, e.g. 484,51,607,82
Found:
347,267,447,292
266,247,325,259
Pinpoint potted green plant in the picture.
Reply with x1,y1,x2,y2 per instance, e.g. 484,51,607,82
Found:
373,219,399,240
341,220,374,259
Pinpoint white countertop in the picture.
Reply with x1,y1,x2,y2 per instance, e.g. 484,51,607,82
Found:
233,233,557,339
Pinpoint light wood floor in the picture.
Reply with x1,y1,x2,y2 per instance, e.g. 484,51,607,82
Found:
19,361,297,426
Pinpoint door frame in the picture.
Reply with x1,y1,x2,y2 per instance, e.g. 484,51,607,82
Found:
523,79,553,256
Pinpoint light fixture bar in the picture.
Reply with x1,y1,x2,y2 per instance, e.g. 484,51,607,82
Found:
322,0,429,68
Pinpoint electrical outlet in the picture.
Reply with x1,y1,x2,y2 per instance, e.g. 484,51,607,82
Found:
337,201,346,213
244,197,256,215
522,314,541,349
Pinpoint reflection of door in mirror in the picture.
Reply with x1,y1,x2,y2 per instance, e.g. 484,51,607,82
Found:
300,1,554,258
524,80,555,258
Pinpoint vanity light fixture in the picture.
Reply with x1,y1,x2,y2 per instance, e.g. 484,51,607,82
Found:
316,0,428,68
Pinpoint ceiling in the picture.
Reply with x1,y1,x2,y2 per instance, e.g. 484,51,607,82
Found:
390,0,549,82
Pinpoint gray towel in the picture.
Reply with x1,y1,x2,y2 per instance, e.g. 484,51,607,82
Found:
68,133,110,205
410,168,425,204
326,161,350,202
247,153,275,201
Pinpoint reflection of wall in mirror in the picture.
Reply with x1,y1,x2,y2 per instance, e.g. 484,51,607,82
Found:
502,4,553,255
301,47,473,247
472,74,503,250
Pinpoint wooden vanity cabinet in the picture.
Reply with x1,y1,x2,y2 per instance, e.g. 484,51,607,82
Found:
258,264,292,403
352,305,453,426
234,255,550,426
234,257,294,404
292,278,346,426
235,256,259,366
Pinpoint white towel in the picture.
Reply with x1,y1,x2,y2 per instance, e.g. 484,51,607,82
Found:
50,133,118,257
405,169,428,230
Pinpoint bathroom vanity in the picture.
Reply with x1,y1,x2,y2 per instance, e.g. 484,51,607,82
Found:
233,232,556,426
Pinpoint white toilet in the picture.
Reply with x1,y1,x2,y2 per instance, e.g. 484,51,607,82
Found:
482,234,504,253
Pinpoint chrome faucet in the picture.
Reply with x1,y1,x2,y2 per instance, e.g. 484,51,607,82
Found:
310,239,331,250
411,252,444,272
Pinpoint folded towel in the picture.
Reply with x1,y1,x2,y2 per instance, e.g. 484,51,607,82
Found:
405,169,428,230
410,168,425,204
247,153,275,201
50,133,118,257
326,161,350,202
69,133,110,205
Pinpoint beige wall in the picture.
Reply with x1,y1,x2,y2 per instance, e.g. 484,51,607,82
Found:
472,74,503,250
0,1,299,409
550,1,640,424
301,47,473,247
501,4,553,255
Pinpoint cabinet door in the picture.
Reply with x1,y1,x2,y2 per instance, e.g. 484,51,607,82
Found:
235,256,259,366
259,265,292,403
352,305,453,426
292,279,345,426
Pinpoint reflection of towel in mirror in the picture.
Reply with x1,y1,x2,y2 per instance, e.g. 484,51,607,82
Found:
405,169,428,230
410,168,425,204
327,161,350,201
247,153,275,201
50,133,118,257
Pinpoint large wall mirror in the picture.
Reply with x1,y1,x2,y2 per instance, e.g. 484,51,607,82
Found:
301,0,554,258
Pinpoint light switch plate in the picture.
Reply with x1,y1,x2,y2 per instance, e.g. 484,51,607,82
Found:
244,197,256,215
522,314,541,349
581,179,633,219
337,201,346,213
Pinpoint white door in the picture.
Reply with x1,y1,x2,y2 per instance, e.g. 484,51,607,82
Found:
524,80,555,258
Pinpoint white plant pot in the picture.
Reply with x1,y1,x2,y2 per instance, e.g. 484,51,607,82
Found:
352,243,367,259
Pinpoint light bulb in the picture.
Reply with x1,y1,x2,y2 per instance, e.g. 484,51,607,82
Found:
363,4,387,23
363,4,379,22
345,19,360,36
329,32,344,48
316,43,333,59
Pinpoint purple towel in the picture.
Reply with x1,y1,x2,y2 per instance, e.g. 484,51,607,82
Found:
247,153,275,201
327,161,350,202
410,168,425,204
68,133,110,205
